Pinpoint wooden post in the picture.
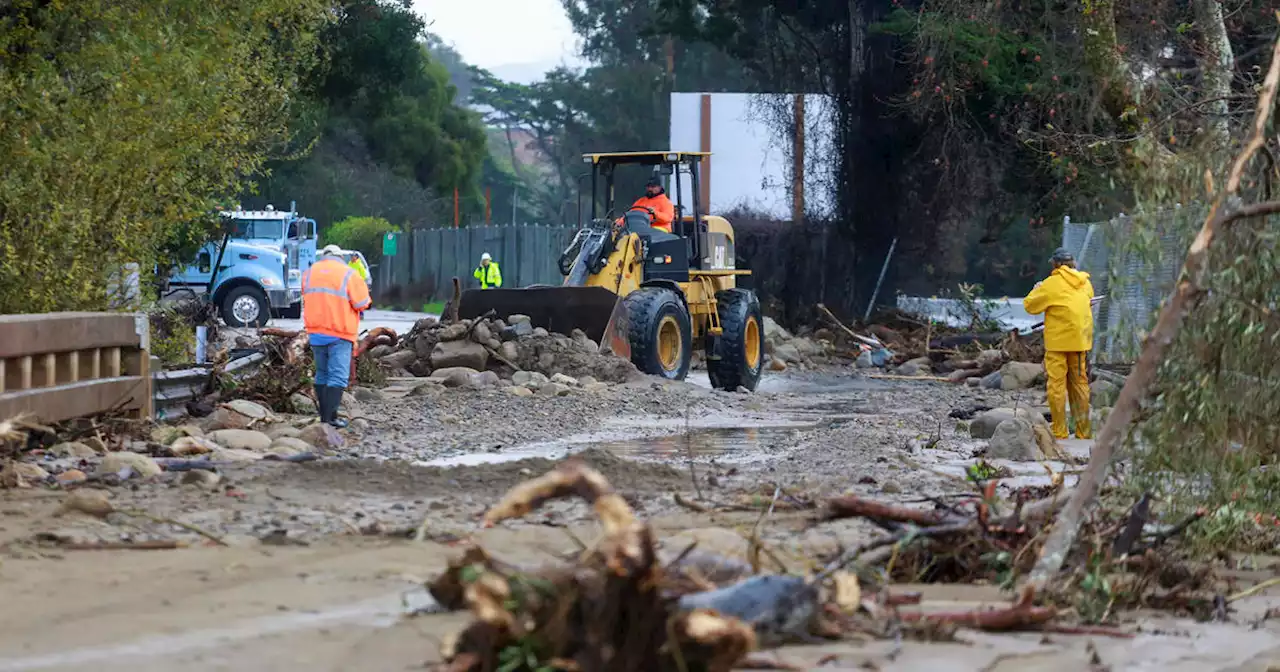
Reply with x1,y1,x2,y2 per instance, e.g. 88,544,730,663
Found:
453,187,460,229
665,36,675,89
699,93,712,212
485,187,492,226
793,94,806,224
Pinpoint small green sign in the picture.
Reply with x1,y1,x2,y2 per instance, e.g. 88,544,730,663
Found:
382,232,398,256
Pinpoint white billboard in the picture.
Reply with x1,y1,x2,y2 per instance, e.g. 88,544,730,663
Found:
669,93,835,220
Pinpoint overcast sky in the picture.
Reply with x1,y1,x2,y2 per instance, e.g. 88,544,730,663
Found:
412,0,582,82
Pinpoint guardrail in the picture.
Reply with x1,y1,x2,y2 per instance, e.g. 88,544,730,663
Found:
152,351,266,421
0,312,152,423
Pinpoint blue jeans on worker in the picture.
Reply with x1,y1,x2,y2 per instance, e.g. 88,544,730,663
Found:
310,334,353,389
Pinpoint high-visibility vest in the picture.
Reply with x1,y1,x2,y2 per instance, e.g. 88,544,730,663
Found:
303,257,371,342
473,262,502,289
348,257,369,284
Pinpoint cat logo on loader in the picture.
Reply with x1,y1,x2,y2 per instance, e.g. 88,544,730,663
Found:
459,151,765,391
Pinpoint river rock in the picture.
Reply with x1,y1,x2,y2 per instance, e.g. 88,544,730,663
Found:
11,462,48,481
49,441,99,458
431,340,488,371
431,366,480,378
980,370,1003,390
415,316,440,330
59,489,114,518
773,342,803,364
533,327,550,338
970,407,1049,439
977,349,1004,370
502,321,533,341
267,437,312,457
290,392,317,414
369,344,395,359
201,407,251,431
763,317,792,343
413,333,439,359
351,386,385,402
298,423,344,451
438,323,470,342
508,314,531,326
551,373,579,387
987,419,1044,461
181,470,223,489
472,322,493,344
895,356,932,376
1000,361,1045,390
1091,379,1119,408
538,382,572,397
223,399,277,422
500,341,520,363
584,382,611,394
266,425,302,440
97,452,162,478
513,371,549,389
54,469,88,485
170,436,219,456
380,349,418,370
507,386,535,397
212,448,263,462
206,429,272,452
792,337,823,358
472,371,501,388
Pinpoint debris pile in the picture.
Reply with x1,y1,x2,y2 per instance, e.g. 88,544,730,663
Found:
428,456,1224,670
380,314,643,386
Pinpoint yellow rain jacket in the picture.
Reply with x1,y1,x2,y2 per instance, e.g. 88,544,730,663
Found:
1023,266,1095,352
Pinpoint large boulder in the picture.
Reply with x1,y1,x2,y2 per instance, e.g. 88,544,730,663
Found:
1000,361,1045,390
970,407,1049,439
431,340,489,371
380,349,418,370
987,419,1045,461
763,316,792,343
979,370,1003,390
438,323,470,342
501,322,533,341
298,423,345,451
773,342,803,365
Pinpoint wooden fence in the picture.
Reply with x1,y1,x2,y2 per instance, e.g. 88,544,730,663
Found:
0,312,152,423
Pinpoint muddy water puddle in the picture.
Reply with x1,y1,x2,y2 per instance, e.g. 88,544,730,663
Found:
416,419,830,468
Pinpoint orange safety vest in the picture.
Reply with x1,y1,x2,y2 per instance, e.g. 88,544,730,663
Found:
303,257,372,342
630,194,675,233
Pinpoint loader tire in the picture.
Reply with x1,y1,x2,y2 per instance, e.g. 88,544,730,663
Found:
622,288,691,381
708,289,765,392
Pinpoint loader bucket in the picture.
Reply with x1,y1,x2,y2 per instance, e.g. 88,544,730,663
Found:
459,286,631,359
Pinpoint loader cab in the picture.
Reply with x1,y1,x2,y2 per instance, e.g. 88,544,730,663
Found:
580,151,716,282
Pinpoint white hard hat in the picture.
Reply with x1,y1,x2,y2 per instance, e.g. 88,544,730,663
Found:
321,244,343,256
481,252,492,261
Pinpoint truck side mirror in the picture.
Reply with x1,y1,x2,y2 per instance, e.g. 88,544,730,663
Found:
198,252,211,273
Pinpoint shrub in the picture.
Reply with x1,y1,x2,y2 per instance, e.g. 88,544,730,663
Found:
323,216,400,263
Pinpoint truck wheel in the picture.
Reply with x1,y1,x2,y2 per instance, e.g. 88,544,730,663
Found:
708,289,765,391
622,288,692,381
221,286,270,328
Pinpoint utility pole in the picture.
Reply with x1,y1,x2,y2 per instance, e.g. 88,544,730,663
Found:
453,188,460,228
485,187,492,226
512,186,518,225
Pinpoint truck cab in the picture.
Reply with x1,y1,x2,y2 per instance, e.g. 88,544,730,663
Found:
167,204,318,327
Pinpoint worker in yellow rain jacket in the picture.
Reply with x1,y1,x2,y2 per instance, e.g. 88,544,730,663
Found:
347,254,370,285
1023,248,1095,440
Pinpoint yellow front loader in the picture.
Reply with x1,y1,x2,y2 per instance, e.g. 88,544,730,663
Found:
459,151,765,391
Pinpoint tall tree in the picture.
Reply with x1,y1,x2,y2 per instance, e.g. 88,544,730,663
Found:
0,0,328,312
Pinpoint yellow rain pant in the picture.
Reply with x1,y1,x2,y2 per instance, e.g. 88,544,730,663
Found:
1045,351,1092,439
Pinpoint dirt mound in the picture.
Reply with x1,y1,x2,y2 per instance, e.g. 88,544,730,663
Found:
514,334,642,384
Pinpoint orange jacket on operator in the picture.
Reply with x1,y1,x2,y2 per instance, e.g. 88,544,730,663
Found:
630,194,676,232
303,257,372,342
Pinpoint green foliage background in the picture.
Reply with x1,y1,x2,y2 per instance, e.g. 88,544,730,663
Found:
323,216,399,263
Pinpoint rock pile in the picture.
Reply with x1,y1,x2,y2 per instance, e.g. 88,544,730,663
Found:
374,314,644,387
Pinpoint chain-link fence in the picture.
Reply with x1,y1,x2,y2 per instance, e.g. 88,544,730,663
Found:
1061,206,1204,363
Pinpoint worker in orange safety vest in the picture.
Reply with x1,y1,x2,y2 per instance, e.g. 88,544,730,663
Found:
627,176,676,233
303,244,372,427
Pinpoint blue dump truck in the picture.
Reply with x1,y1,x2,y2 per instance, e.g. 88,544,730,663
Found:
166,204,318,327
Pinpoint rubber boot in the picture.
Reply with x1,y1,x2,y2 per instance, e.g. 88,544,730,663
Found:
313,384,329,423
326,387,348,428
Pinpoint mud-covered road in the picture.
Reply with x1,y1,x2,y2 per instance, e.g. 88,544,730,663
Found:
3,367,1280,671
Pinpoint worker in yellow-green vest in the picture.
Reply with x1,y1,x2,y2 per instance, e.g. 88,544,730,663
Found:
473,252,502,289
347,254,370,285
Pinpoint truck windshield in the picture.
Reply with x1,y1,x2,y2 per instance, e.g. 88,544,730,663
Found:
229,219,285,239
